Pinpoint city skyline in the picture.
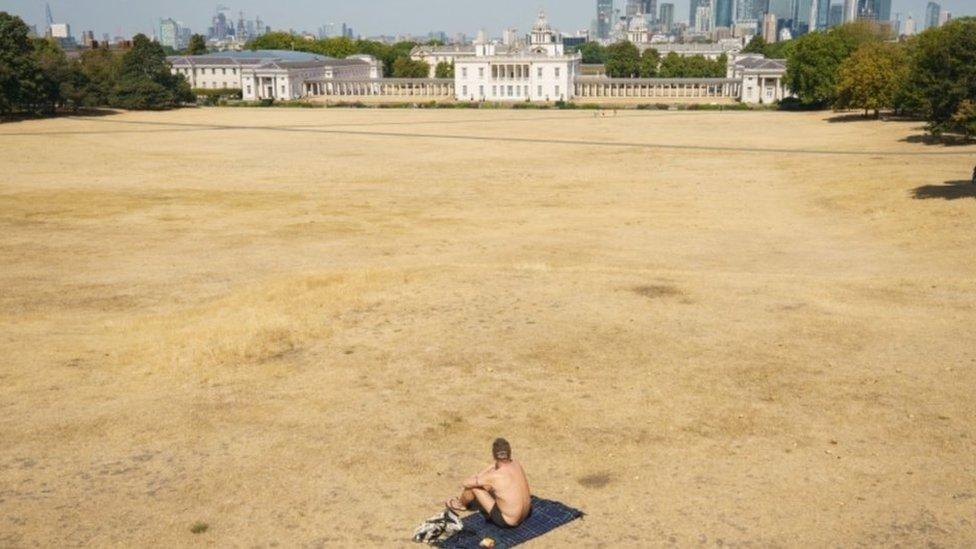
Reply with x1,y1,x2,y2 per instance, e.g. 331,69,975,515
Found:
5,0,974,39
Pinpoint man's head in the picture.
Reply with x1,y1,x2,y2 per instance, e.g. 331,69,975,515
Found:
492,438,512,462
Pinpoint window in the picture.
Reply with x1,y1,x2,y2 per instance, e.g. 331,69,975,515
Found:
462,85,468,96
524,86,528,97
555,85,560,96
537,67,543,78
515,86,520,97
281,85,285,94
232,68,237,75
222,68,226,75
246,85,251,94
462,67,467,78
478,67,484,78
555,68,560,77
537,85,542,96
507,85,513,97
492,85,497,96
479,85,484,97
212,68,217,75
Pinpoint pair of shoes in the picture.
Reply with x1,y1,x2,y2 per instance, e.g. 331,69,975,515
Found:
412,509,463,544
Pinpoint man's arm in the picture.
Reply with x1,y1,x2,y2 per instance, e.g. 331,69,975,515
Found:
462,468,496,491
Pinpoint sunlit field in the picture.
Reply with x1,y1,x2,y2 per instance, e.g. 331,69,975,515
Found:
1,108,974,547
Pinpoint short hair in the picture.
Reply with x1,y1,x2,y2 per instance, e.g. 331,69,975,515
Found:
492,438,512,461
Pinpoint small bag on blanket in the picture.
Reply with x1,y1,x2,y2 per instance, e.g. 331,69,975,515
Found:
413,509,464,545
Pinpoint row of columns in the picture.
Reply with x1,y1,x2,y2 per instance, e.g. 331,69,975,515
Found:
574,82,741,99
305,81,455,97
491,64,532,80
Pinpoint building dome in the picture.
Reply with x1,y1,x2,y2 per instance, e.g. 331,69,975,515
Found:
532,10,552,34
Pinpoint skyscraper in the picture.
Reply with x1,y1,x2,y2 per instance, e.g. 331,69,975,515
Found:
159,18,180,50
714,0,735,28
690,0,706,28
844,0,858,23
793,0,813,34
829,3,844,27
925,2,941,30
814,0,831,30
660,3,675,32
597,0,614,39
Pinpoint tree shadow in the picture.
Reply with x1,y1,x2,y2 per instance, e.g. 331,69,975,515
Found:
1,108,120,124
912,180,976,200
901,134,974,147
826,112,878,123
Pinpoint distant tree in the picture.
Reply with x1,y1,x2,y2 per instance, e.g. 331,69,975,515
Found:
639,48,660,78
186,34,207,55
78,47,120,106
786,21,887,107
785,32,848,106
742,35,767,55
835,42,908,117
246,32,297,51
434,60,454,78
905,17,976,136
604,41,641,78
391,57,429,78
577,41,607,64
111,34,191,109
0,12,39,115
658,51,683,78
31,38,79,112
950,100,976,140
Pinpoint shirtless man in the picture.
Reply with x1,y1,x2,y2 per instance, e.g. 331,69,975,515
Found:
446,438,531,528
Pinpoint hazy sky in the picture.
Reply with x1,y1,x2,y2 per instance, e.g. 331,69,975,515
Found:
3,0,973,39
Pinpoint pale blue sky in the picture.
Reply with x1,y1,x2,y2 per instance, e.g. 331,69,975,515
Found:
2,0,972,39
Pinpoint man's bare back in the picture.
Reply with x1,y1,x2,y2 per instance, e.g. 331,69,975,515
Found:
477,459,531,526
447,438,532,528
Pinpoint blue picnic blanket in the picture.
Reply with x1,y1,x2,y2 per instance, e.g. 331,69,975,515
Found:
436,497,583,549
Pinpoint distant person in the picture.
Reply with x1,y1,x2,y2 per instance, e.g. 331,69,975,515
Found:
445,438,531,528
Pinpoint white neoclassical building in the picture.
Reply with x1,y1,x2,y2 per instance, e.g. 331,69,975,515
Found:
167,50,381,100
727,54,789,104
453,11,581,102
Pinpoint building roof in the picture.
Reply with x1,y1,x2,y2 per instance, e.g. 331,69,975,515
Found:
734,57,787,71
167,49,336,67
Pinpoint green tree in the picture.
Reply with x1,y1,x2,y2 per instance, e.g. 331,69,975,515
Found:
742,35,767,55
31,38,77,112
0,12,39,114
111,34,192,109
604,41,641,78
658,51,684,78
434,61,454,78
78,47,119,106
577,41,607,64
639,48,660,78
905,17,976,136
186,34,207,55
246,32,297,51
835,42,908,117
391,57,429,78
785,32,848,106
950,100,976,140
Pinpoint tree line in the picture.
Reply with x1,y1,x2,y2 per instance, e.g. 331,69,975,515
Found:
0,12,192,114
245,32,432,78
573,41,727,79
752,18,975,137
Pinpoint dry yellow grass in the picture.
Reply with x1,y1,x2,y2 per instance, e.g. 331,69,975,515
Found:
1,108,975,547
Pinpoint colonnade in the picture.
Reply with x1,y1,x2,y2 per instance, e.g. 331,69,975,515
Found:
574,78,741,99
304,79,455,98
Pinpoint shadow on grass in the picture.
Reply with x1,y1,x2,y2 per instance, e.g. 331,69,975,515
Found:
901,134,975,147
0,108,120,124
912,180,976,200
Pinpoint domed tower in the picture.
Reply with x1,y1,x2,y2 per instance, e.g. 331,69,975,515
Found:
627,9,651,44
529,9,563,56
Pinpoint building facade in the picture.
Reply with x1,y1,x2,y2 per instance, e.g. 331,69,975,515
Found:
453,11,581,102
167,50,381,99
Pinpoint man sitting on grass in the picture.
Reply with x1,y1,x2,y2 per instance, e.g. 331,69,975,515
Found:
446,438,532,528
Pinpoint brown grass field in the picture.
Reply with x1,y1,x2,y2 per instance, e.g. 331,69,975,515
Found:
1,108,974,547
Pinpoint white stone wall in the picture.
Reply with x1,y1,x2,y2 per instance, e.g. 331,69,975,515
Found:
455,58,578,102
171,65,244,90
